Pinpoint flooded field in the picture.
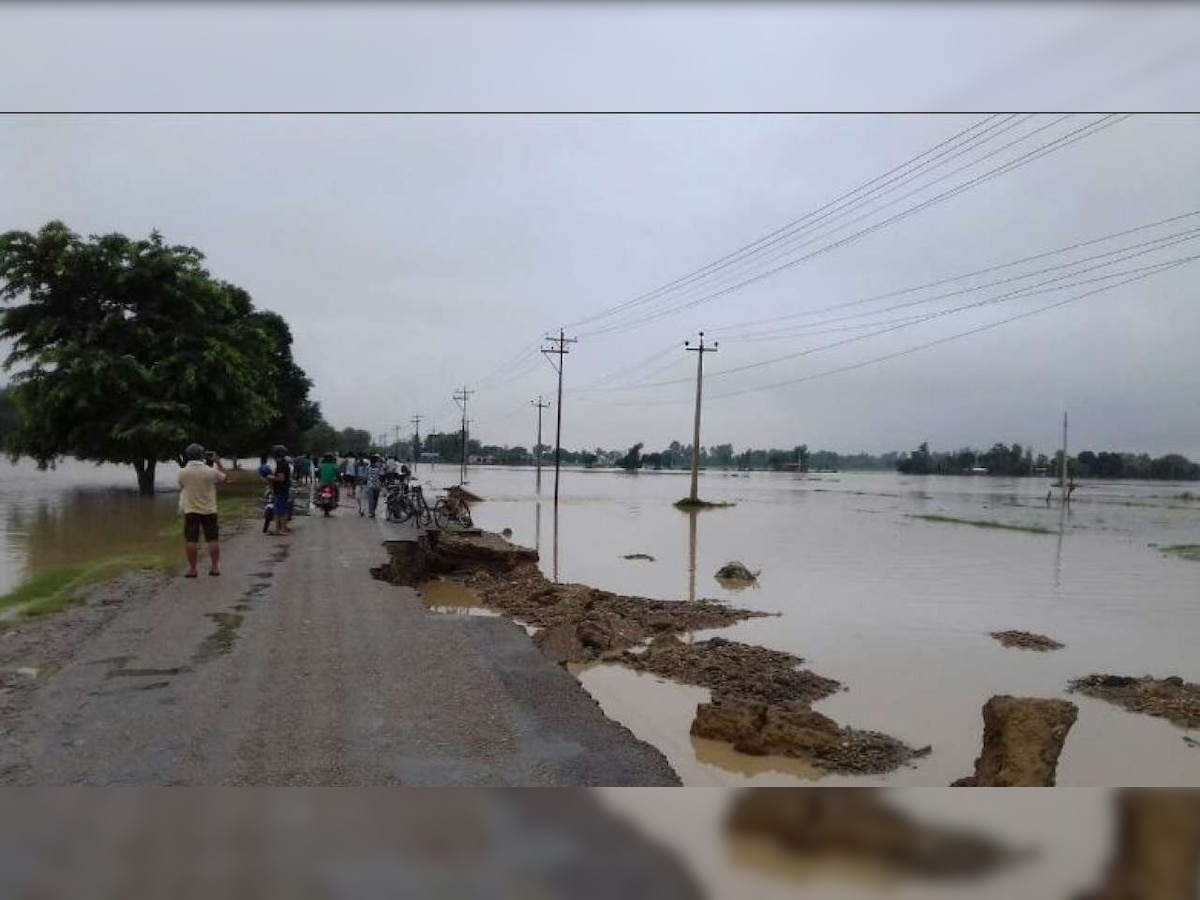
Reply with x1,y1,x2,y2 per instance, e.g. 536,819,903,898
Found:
450,465,1200,788
0,460,182,597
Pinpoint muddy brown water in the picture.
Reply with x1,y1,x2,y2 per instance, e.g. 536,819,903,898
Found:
433,465,1200,788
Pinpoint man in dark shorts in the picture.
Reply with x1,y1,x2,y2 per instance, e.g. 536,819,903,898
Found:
269,444,292,536
178,442,227,577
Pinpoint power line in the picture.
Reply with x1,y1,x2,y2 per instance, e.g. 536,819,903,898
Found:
712,210,1200,338
581,115,1128,338
605,254,1197,407
561,115,1005,332
600,243,1200,392
716,225,1200,343
576,115,1038,333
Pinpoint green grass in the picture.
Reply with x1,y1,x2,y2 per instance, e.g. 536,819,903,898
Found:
0,553,175,628
1161,544,1200,562
909,514,1055,535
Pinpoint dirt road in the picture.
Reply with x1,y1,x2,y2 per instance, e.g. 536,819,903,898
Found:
0,501,680,786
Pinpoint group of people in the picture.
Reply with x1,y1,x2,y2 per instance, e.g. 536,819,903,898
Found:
176,444,417,579
317,451,412,518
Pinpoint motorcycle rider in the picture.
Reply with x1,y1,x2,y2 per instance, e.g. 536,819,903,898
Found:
316,452,340,507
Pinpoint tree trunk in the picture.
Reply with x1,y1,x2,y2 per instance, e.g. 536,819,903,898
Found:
133,458,157,495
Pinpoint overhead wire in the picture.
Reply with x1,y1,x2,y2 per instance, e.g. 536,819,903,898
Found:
560,114,1007,332
580,114,1129,338
573,114,1038,334
714,224,1200,343
600,254,1198,407
711,210,1200,337
596,240,1200,392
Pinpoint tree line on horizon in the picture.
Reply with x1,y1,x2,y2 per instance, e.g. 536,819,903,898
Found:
897,441,1199,481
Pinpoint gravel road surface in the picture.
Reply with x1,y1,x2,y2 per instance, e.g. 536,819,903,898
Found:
0,500,680,786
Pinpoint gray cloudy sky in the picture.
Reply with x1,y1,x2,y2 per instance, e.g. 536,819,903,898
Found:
2,3,1199,457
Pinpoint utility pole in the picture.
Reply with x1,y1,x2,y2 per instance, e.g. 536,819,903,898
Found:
1060,410,1069,506
531,395,551,493
453,388,473,485
685,331,718,504
411,413,423,471
541,330,577,509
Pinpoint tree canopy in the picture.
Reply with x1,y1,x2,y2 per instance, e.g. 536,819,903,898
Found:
0,222,319,492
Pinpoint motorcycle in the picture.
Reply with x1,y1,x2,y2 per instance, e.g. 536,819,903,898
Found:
315,483,338,517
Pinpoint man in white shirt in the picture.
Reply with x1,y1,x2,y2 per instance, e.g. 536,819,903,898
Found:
178,442,227,578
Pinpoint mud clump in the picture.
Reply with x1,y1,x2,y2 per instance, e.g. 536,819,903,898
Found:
727,788,1025,880
952,695,1078,787
989,630,1064,651
622,635,840,705
1069,674,1200,728
1075,789,1200,900
695,698,930,775
372,533,537,587
626,636,929,775
714,561,759,583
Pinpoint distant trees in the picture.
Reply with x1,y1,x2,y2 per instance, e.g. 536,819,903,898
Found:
0,222,318,493
896,441,1199,481
619,442,644,471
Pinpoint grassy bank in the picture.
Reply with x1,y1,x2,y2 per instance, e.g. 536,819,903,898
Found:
909,514,1055,535
3,489,262,630
0,553,174,627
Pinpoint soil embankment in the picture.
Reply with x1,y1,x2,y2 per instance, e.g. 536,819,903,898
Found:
376,532,931,776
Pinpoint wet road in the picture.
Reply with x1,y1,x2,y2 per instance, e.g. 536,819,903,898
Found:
0,501,679,786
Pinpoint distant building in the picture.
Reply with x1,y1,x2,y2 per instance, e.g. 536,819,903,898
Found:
419,451,441,464
468,454,498,465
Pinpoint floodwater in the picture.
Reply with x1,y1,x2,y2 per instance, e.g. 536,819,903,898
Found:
3,459,1198,789
0,459,183,596
447,464,1200,788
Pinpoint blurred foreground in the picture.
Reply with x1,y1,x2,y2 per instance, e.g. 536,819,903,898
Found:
0,788,1196,899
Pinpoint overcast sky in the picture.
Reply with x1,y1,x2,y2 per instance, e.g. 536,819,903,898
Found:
2,3,1199,457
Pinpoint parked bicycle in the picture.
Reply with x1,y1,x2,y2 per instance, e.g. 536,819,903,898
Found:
432,489,473,531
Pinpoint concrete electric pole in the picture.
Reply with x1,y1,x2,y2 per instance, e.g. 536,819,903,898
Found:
685,331,718,504
541,330,576,510
531,395,551,493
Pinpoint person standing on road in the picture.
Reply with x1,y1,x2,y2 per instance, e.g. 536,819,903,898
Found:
362,454,383,518
269,444,292,536
178,442,227,577
354,453,370,513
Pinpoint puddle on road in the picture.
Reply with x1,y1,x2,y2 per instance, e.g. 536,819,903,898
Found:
418,579,501,618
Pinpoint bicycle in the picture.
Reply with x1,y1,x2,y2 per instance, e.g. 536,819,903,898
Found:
395,483,433,528
432,490,473,531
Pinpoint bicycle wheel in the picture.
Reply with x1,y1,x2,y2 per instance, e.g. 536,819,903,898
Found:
432,499,453,531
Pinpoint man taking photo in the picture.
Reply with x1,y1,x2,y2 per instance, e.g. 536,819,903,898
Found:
178,443,227,577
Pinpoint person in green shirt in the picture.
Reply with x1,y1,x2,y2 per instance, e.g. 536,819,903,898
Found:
317,452,341,504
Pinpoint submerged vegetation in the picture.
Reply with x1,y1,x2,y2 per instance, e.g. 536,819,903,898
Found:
1160,544,1200,562
910,514,1055,535
674,497,735,510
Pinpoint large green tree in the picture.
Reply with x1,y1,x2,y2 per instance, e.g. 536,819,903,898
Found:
0,222,297,493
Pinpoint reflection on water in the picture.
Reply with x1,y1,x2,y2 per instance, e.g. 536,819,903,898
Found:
691,737,824,782
461,466,1200,788
687,508,697,603
418,579,500,618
